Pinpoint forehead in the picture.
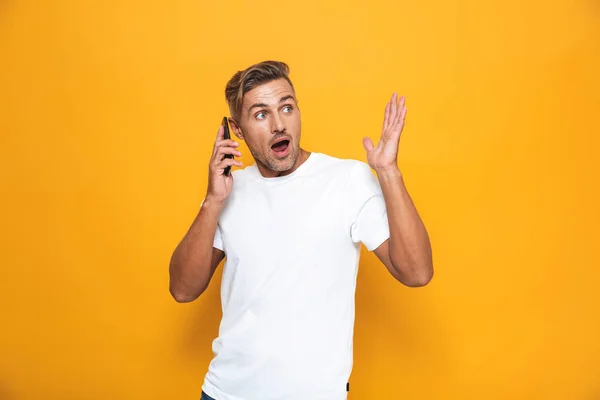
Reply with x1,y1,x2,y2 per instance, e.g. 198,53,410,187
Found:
242,78,295,108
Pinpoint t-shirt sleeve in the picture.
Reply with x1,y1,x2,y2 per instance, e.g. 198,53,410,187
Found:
348,162,390,251
213,223,224,251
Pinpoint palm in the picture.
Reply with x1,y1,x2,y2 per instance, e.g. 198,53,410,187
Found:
363,93,406,171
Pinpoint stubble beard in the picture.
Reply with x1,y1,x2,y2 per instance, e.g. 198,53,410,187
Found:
253,142,299,174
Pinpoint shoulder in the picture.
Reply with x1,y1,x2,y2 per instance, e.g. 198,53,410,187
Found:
309,153,379,199
324,155,380,196
310,152,372,179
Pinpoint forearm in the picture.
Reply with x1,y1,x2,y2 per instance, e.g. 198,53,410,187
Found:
169,198,224,301
376,167,433,285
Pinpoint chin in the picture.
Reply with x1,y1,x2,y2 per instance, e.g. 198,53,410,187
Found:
268,149,298,172
270,159,295,172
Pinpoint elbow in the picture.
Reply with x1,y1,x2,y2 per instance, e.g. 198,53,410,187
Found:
169,258,205,303
169,284,203,303
395,262,434,288
402,273,433,287
171,291,198,303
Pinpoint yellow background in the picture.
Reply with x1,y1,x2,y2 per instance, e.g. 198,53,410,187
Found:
1,0,599,399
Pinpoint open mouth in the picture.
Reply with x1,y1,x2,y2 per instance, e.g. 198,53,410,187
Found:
271,139,290,157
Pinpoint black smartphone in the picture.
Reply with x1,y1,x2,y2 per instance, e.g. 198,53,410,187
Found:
222,116,233,176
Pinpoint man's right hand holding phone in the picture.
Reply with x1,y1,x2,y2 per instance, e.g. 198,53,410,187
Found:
206,123,243,205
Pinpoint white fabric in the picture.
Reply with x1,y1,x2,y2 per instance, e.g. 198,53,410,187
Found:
202,152,390,400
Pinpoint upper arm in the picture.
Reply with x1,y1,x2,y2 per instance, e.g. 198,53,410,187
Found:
169,246,225,303
192,247,225,300
373,238,401,281
208,247,225,281
201,223,225,295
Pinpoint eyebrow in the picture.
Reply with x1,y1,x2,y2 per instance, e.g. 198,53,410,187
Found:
248,95,296,112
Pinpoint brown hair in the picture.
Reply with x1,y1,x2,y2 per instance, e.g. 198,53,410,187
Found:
225,60,295,122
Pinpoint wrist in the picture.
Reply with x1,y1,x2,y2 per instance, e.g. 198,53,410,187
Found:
202,195,226,212
375,166,402,180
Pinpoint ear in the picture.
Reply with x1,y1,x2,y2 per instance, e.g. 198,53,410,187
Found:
228,118,244,140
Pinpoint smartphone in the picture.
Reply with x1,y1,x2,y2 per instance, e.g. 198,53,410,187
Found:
222,116,233,176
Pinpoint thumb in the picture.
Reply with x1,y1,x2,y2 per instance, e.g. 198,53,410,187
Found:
362,137,374,152
225,172,234,190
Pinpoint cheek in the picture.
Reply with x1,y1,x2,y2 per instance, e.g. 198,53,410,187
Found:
291,113,301,126
290,118,301,136
244,126,270,149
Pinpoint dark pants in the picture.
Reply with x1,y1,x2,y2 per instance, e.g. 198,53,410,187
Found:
201,392,215,400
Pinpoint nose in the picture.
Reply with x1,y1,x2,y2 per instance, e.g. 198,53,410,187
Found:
271,112,285,134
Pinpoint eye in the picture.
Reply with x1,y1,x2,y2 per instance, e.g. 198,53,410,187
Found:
256,111,266,120
283,105,293,113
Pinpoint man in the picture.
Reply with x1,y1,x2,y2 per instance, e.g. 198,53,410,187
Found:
169,60,433,400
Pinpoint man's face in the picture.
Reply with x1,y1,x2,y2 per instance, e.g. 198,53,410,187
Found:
231,78,301,176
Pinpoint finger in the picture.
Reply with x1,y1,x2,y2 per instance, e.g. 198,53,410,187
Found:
215,139,240,148
216,157,243,171
214,146,242,162
216,124,224,141
224,171,234,186
215,141,241,153
362,137,374,152
383,101,391,131
400,105,407,127
212,139,240,157
391,107,407,139
389,93,398,127
393,96,405,128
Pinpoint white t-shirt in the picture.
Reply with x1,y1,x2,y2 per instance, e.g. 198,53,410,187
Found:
202,152,390,400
